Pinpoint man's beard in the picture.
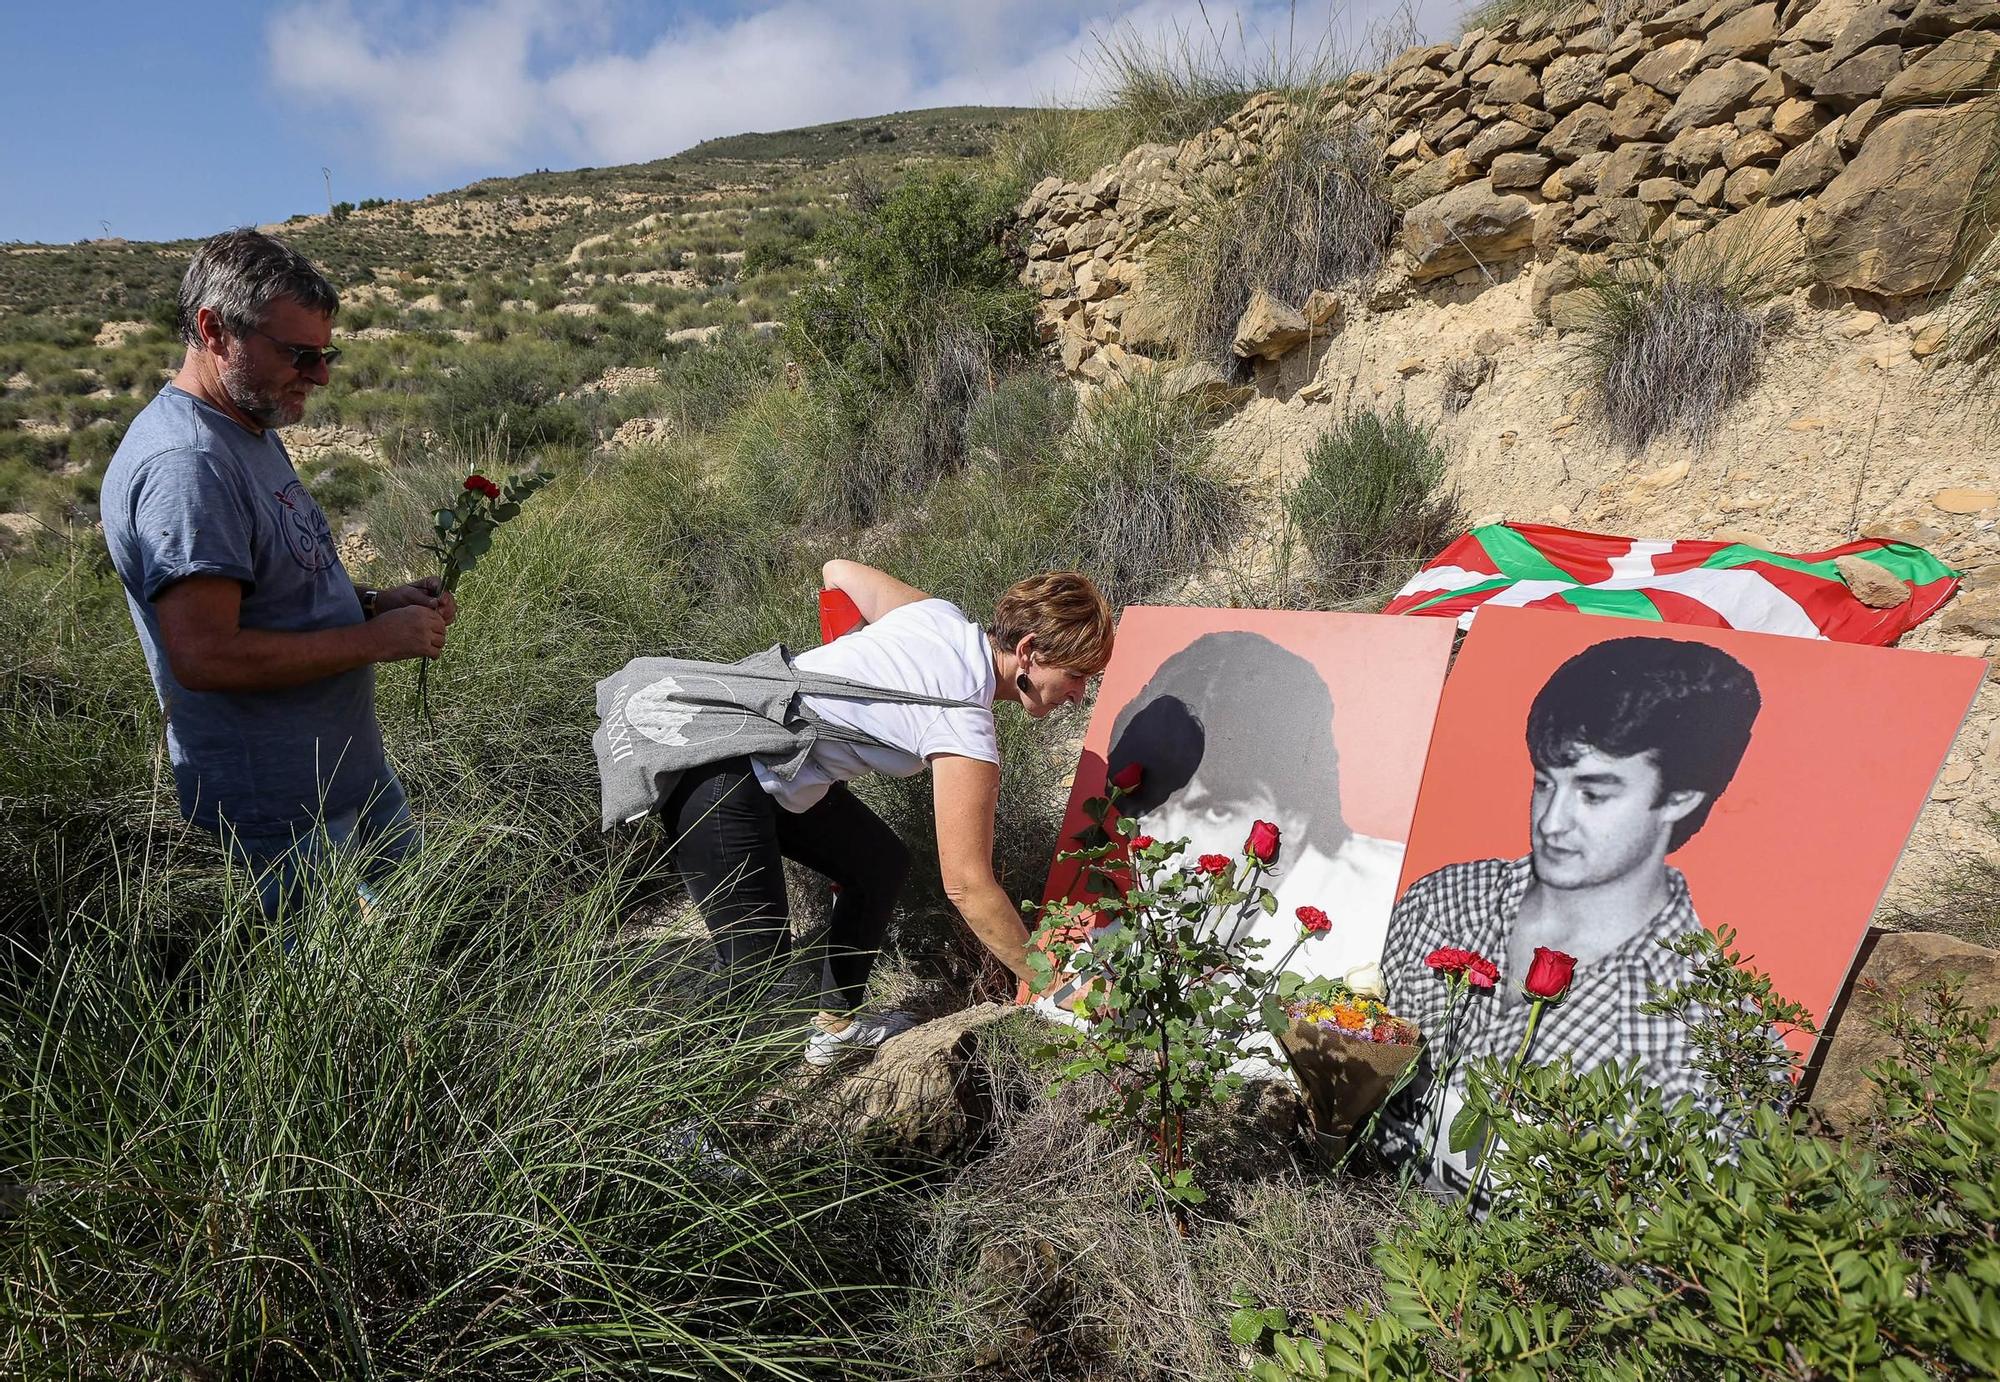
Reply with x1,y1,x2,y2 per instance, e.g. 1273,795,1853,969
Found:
219,358,304,427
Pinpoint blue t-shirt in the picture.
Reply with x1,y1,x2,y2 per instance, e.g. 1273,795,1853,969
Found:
101,385,387,833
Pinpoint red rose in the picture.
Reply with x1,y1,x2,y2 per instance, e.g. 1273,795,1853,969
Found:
1296,905,1331,935
482,478,502,498
1246,819,1281,864
1130,834,1156,852
1110,762,1144,793
1466,955,1500,990
1425,946,1472,976
1522,947,1575,1001
464,474,487,492
1196,854,1229,876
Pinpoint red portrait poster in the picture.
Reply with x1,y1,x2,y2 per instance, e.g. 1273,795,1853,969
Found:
1380,605,1985,1194
1042,607,1457,984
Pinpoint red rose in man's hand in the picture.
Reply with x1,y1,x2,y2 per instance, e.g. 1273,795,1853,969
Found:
1466,955,1500,989
1296,905,1331,935
1246,819,1281,864
1196,854,1229,876
1522,947,1576,1001
1110,762,1144,793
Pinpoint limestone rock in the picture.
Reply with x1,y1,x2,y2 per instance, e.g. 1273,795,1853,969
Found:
1725,129,1786,169
1532,252,1597,324
1491,150,1555,188
1231,289,1311,360
1479,63,1542,104
1882,31,2000,111
1465,118,1539,164
1697,2,1782,64
1640,176,1690,204
1835,553,1913,607
1543,53,1608,114
1632,37,1705,94
1813,43,1905,108
806,1004,1020,1157
1935,487,2000,514
1694,166,1731,205
1611,85,1673,140
1827,3,1904,64
1780,0,1874,45
1771,96,1823,142
1840,97,1888,153
1808,100,2000,298
1807,931,2000,1135
1394,148,1481,204
1907,0,2000,37
1303,289,1344,329
1662,60,1773,135
1767,117,1848,197
1540,102,1615,158
1402,179,1539,281
1725,165,1773,205
1665,123,1741,172
1943,589,2000,635
1598,142,1666,197
1116,298,1175,353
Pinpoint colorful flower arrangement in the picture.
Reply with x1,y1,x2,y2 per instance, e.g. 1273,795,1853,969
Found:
1289,988,1421,1047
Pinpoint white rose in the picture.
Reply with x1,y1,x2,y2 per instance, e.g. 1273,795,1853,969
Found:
1343,962,1385,999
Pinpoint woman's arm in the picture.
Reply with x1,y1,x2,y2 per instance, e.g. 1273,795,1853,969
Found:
930,754,1034,984
822,559,931,625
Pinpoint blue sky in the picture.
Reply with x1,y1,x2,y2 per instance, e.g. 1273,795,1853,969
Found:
1,0,1452,246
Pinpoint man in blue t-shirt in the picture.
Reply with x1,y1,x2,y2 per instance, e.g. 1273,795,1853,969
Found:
102,228,455,917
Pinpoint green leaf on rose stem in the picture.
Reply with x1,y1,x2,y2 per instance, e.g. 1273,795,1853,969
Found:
1260,891,1278,914
494,501,521,521
462,528,494,558
434,508,457,531
1447,1102,1488,1156
1260,998,1289,1035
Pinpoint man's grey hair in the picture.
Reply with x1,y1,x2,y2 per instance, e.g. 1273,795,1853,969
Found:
176,227,339,349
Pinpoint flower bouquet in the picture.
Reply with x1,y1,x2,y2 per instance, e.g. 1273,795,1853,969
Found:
1275,977,1423,1162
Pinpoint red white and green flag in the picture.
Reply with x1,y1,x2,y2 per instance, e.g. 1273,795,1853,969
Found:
1383,523,1961,645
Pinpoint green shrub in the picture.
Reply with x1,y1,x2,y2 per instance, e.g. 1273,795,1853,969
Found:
1241,938,2000,1381
423,345,589,457
307,448,385,515
1285,405,1461,605
992,107,1128,189
1088,20,1347,150
789,167,1032,398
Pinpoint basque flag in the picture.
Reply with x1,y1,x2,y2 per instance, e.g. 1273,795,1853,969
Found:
1384,523,1961,645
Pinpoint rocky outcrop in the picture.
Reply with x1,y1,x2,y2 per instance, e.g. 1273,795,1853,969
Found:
1808,931,2000,1134
1018,0,2000,391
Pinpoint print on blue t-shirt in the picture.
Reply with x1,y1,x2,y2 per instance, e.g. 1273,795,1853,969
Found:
101,385,387,832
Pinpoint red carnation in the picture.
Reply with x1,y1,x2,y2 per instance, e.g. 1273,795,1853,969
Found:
1466,955,1500,990
1246,819,1281,864
1296,905,1331,935
1522,947,1576,1001
1110,761,1144,793
1425,946,1473,976
1196,854,1229,876
1130,834,1156,852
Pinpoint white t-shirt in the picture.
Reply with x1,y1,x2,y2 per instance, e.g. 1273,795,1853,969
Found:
751,598,999,812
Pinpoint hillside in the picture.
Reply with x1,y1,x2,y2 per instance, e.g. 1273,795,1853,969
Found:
0,105,1023,526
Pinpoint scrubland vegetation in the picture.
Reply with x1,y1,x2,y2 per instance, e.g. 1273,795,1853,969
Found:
4,35,1999,1381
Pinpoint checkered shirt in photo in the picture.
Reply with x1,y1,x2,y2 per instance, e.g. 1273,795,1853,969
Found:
1377,856,1710,1196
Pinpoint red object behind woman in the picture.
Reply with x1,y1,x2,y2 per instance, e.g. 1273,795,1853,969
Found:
819,588,865,643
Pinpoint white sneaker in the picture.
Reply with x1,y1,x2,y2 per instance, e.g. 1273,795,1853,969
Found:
803,1010,918,1067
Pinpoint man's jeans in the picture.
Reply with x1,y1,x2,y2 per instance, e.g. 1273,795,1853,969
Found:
224,775,421,922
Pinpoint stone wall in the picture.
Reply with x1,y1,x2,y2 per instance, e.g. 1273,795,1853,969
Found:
1018,0,2000,390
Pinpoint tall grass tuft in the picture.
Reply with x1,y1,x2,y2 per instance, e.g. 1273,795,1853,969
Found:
1153,114,1394,369
1571,231,1786,453
0,809,902,1378
1051,374,1238,605
1089,11,1354,149
1286,405,1462,605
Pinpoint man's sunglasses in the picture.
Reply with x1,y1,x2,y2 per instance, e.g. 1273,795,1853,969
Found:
249,327,342,372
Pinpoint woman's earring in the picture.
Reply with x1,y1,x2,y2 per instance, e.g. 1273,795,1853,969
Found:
1016,671,1033,694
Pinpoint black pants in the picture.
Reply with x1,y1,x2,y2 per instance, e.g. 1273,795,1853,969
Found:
660,756,910,1012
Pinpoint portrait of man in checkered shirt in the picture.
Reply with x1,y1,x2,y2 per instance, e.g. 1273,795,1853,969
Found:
1379,635,1763,1197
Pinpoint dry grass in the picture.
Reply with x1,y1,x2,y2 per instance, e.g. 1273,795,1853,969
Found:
1884,818,2000,951
893,1039,1409,1380
1571,228,1792,453
1152,111,1395,369
1942,108,2000,392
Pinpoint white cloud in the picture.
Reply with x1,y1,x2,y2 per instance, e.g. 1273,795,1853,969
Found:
268,0,1454,179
